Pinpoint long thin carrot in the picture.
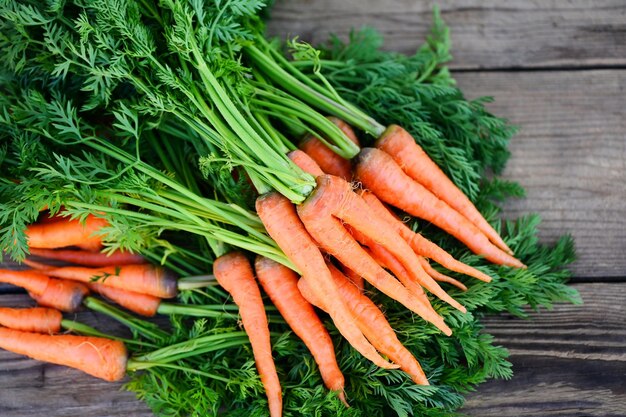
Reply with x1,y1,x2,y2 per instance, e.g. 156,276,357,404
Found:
0,269,88,312
376,125,513,255
0,307,62,333
23,262,177,299
29,248,145,267
299,175,466,313
213,252,282,417
360,190,493,283
89,283,161,317
299,267,429,385
26,214,108,252
254,256,347,405
296,207,451,335
0,327,127,381
419,258,467,292
298,117,360,181
355,149,525,268
256,192,396,369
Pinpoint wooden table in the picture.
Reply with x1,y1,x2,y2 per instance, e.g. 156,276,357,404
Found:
2,1,625,415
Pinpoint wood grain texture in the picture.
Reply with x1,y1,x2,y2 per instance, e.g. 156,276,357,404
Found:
453,70,626,279
267,0,626,70
462,283,626,416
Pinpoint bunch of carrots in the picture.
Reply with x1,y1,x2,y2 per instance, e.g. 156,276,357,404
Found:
0,117,525,417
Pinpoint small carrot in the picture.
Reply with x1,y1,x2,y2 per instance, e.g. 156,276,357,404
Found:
296,207,451,335
298,118,360,181
360,190,493,283
89,283,161,317
376,125,513,255
255,256,347,405
26,214,109,252
355,149,525,268
214,252,282,417
0,327,127,381
29,248,145,267
256,192,396,369
23,262,177,299
287,150,325,177
0,269,88,312
0,307,62,333
419,258,467,292
299,266,429,385
299,175,466,313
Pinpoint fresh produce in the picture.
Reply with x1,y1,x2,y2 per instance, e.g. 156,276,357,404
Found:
29,247,146,267
0,307,63,333
0,1,581,416
214,252,282,417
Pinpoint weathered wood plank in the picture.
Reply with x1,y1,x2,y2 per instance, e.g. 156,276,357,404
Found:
453,69,626,279
267,0,626,70
462,283,626,416
0,284,622,416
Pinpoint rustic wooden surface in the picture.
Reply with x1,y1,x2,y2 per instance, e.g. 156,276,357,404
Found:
2,0,625,416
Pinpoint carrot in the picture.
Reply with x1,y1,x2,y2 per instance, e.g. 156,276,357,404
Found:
360,190,493,282
419,258,467,292
299,266,429,385
355,149,525,268
0,327,127,381
89,283,161,317
298,118,359,181
296,204,451,335
287,150,325,177
341,266,364,293
26,214,108,252
213,252,282,417
346,225,427,299
23,263,177,299
254,256,347,405
29,248,145,267
0,269,88,312
256,192,396,369
0,307,62,333
376,125,513,255
299,175,466,313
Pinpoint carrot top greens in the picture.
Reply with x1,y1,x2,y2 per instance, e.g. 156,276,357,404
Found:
0,2,580,416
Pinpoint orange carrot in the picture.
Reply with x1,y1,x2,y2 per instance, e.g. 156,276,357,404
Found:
23,263,177,299
256,192,396,369
26,214,108,252
419,258,467,292
299,118,359,181
0,269,88,312
376,125,513,255
89,283,161,317
299,175,466,313
214,252,282,417
360,191,493,282
29,248,145,267
355,149,525,268
341,266,364,293
0,307,62,333
299,266,429,385
296,205,451,335
0,327,127,381
346,225,428,300
287,150,325,177
254,256,347,405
